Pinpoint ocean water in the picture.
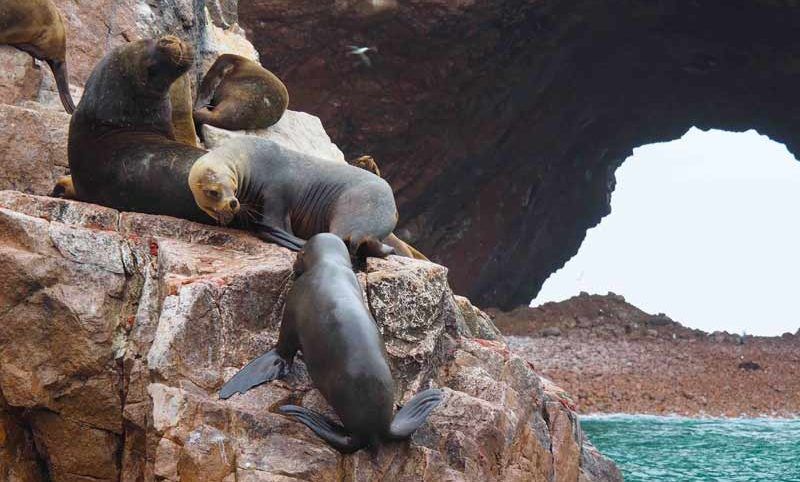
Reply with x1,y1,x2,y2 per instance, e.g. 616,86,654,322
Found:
582,415,800,482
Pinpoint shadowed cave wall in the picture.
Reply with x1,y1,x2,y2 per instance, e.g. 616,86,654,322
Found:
238,0,800,309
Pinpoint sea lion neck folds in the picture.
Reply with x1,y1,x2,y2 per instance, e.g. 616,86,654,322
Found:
188,138,402,257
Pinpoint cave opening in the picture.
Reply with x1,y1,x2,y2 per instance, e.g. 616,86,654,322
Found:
532,127,800,336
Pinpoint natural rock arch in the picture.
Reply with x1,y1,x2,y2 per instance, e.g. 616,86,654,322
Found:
240,0,800,308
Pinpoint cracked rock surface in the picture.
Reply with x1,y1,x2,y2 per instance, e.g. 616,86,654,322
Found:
0,191,620,481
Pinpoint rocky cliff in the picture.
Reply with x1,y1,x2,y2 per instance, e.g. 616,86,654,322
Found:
0,1,620,480
0,191,620,481
238,0,800,308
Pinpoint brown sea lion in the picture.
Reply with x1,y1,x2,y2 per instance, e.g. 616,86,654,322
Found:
68,36,209,222
169,72,199,147
347,155,429,261
220,233,443,453
188,137,405,257
193,53,289,131
0,0,75,113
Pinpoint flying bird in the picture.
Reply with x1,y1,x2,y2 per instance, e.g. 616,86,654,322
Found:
347,45,376,67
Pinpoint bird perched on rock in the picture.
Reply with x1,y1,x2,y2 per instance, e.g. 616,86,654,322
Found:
347,45,376,67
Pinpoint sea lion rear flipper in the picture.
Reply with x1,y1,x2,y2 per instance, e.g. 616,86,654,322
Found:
47,59,75,114
219,349,290,399
52,175,76,199
255,223,306,251
279,405,365,453
388,389,444,439
351,237,395,258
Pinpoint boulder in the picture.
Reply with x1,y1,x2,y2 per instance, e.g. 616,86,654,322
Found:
0,191,620,481
201,110,347,163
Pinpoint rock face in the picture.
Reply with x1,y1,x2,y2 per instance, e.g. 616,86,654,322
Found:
0,191,620,481
239,1,800,308
496,293,800,417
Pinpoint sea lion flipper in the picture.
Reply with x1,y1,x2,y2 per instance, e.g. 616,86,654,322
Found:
52,175,76,199
388,389,444,439
352,237,395,258
47,59,75,114
255,223,306,251
219,349,290,399
279,405,365,453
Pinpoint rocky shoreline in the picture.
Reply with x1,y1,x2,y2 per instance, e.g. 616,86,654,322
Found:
490,293,800,418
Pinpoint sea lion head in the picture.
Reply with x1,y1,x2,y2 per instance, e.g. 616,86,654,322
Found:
139,35,194,95
74,35,196,126
188,152,240,225
110,35,194,98
293,233,351,275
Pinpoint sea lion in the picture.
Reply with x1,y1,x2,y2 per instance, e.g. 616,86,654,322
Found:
220,233,443,453
169,72,199,147
347,155,429,261
349,155,381,177
68,36,209,222
193,53,289,131
0,0,75,113
188,137,404,257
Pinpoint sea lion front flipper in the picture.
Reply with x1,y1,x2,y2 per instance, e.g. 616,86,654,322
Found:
254,222,306,251
219,349,291,399
279,405,365,454
387,389,444,439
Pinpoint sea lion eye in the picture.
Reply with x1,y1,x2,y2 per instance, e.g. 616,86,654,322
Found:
205,189,221,199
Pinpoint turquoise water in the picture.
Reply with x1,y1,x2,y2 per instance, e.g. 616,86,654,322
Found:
582,415,800,482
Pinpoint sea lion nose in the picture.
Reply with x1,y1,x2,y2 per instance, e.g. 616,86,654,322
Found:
229,199,239,210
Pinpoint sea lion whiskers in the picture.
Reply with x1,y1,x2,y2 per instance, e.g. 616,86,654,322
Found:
188,154,240,225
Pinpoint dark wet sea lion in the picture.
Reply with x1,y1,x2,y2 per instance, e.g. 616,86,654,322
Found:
220,233,443,453
188,137,403,257
68,36,209,222
0,0,76,113
193,53,289,131
169,72,199,147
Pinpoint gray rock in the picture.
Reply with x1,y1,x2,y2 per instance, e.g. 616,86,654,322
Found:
201,110,347,163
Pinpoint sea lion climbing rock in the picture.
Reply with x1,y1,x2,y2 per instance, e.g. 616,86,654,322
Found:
188,137,405,257
67,36,209,222
220,233,443,453
0,0,76,113
194,53,289,131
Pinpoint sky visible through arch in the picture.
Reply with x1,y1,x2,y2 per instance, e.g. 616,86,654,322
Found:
533,128,800,336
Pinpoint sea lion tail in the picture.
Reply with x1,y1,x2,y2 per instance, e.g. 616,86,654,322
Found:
278,405,365,454
219,349,290,399
47,59,75,114
387,388,443,439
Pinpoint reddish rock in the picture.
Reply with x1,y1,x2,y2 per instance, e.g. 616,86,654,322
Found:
0,192,620,481
503,293,800,417
239,1,800,308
